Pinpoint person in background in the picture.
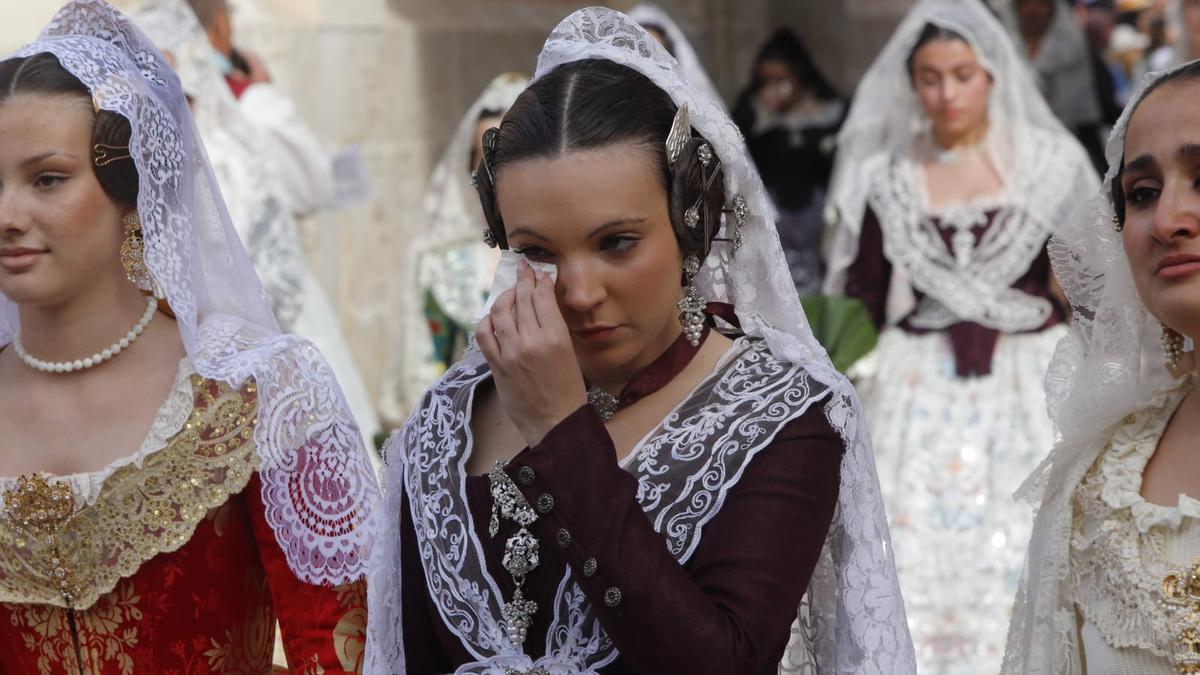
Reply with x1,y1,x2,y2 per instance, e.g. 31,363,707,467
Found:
187,0,337,218
628,4,725,109
733,29,846,297
1002,0,1108,170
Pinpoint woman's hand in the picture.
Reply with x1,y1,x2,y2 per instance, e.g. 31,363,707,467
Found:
475,260,587,447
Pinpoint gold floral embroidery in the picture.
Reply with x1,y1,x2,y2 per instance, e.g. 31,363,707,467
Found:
333,582,367,673
7,579,142,675
203,598,274,675
0,375,259,610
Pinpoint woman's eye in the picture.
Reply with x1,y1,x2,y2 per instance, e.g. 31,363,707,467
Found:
1125,185,1160,207
512,245,554,262
34,173,66,188
600,234,639,254
955,69,976,83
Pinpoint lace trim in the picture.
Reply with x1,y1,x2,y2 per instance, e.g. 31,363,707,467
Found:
866,129,1074,332
0,358,195,508
402,338,832,669
1070,376,1199,654
0,373,260,609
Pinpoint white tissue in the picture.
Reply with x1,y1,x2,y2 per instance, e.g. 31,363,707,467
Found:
472,250,559,325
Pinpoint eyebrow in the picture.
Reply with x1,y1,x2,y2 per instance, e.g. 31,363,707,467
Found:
1124,153,1156,175
1178,143,1200,161
20,151,79,168
507,217,647,243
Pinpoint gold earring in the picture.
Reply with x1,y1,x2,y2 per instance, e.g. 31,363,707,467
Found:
120,211,151,288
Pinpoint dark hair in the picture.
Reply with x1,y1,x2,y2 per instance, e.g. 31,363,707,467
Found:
474,58,725,258
906,23,971,78
751,29,840,102
0,52,138,207
1110,61,1200,224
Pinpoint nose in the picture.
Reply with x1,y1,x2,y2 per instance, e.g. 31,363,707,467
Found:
1151,177,1200,244
939,78,958,106
556,258,607,315
0,188,29,238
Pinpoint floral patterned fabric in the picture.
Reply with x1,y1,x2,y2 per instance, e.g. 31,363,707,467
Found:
0,375,365,674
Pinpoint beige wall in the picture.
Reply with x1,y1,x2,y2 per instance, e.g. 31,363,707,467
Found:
1,0,914,425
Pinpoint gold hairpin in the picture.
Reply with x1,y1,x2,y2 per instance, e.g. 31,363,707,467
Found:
93,143,131,167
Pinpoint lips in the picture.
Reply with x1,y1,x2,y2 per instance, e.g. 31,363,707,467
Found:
571,325,620,343
1156,253,1200,280
0,246,46,272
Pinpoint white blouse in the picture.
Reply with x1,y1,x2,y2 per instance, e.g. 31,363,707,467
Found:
1070,376,1200,675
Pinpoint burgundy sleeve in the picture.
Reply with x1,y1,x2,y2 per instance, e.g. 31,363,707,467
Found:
398,485,455,674
843,207,892,330
504,399,844,674
245,474,367,674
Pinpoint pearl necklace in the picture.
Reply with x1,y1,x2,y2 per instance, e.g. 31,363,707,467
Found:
13,296,157,373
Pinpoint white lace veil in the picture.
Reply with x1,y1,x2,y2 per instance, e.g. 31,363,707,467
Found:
824,0,1093,296
627,4,725,109
365,7,915,674
377,72,527,426
0,0,379,586
128,0,307,331
1001,62,1194,674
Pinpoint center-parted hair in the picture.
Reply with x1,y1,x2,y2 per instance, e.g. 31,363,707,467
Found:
0,52,138,207
474,58,725,257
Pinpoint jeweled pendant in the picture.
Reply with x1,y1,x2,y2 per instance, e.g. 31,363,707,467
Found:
587,386,619,421
502,586,538,646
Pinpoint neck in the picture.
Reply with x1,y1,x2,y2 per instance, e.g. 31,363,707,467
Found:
16,278,151,364
931,119,989,153
586,323,686,394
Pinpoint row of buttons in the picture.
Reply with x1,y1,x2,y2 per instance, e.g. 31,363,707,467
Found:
514,464,621,608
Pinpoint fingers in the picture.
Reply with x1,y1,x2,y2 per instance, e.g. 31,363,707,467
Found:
475,314,501,361
489,288,518,347
514,260,540,330
531,267,568,333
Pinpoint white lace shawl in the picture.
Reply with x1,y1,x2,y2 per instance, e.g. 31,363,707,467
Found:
0,0,379,586
377,72,527,426
365,7,915,674
1001,62,1196,674
825,0,1097,306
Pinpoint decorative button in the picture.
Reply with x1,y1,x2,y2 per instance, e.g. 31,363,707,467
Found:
536,493,555,514
603,586,622,607
582,557,598,577
516,466,536,486
556,528,571,548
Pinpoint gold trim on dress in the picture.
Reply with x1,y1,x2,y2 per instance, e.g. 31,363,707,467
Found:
1162,559,1200,674
0,375,259,610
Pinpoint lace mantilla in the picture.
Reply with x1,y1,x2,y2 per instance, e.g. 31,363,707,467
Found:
865,137,1067,331
1070,377,1200,664
0,373,259,610
399,339,829,671
0,1,380,587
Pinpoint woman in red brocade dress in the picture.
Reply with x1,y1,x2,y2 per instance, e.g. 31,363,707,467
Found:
0,2,379,673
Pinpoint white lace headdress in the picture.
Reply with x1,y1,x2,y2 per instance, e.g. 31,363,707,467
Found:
824,0,1094,297
377,72,527,425
627,4,725,109
0,0,379,586
129,0,308,330
364,7,915,674
1001,62,1193,674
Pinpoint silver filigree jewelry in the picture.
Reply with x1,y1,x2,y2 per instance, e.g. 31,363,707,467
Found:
488,460,540,647
678,254,707,347
696,142,713,168
587,386,619,421
1162,324,1196,378
1111,214,1123,233
483,226,498,248
684,204,701,229
665,103,690,167
731,194,747,255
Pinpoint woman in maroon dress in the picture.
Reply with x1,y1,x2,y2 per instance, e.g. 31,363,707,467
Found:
364,8,914,675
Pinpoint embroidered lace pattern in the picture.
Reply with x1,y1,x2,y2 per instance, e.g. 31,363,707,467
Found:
394,340,829,672
1070,378,1200,664
0,373,259,610
865,135,1071,332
